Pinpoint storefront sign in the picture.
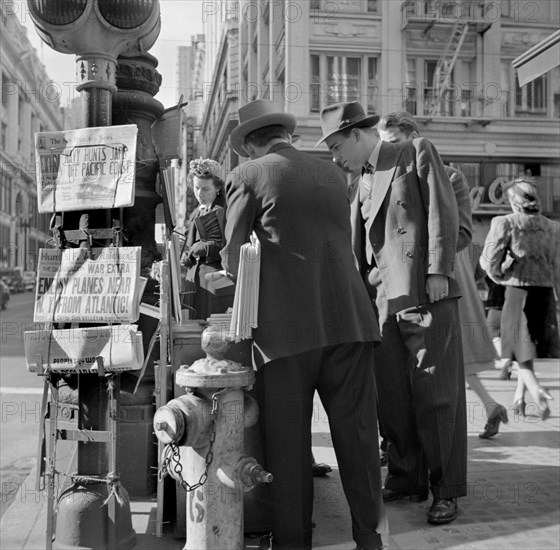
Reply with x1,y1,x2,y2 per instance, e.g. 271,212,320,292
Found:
34,124,138,213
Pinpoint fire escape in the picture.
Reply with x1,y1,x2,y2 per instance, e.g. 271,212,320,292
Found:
401,1,493,117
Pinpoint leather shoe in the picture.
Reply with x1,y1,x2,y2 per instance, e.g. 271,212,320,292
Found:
479,404,508,439
382,487,428,502
312,461,332,477
427,497,457,524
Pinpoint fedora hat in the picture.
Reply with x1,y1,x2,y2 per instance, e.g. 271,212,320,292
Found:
315,101,379,148
230,99,297,157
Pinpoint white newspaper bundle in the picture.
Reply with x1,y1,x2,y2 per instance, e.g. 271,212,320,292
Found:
229,235,260,342
24,325,144,373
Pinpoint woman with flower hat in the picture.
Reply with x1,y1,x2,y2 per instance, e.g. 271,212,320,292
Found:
181,157,234,319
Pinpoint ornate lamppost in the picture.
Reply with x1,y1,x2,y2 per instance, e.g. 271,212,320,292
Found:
26,2,161,549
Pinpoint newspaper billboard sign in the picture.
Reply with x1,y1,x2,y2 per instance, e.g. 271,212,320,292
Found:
34,247,142,323
24,325,144,373
34,124,138,213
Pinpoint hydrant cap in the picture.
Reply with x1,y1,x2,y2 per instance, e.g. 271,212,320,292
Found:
153,405,185,444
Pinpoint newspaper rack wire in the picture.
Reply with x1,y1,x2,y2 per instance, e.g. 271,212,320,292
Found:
229,234,260,342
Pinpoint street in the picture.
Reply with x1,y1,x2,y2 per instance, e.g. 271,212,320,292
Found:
0,291,44,518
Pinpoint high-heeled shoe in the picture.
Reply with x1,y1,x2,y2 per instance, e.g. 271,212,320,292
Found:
479,404,509,439
537,387,552,421
512,398,526,417
499,362,512,381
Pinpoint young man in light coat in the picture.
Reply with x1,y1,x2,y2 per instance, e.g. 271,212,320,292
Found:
317,101,467,525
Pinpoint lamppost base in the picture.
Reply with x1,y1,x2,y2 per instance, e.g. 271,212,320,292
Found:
53,481,136,550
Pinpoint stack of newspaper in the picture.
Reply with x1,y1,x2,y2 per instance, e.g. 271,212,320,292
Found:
229,235,261,342
206,310,233,343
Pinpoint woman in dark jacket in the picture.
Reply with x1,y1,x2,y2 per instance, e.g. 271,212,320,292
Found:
181,158,233,319
480,179,560,420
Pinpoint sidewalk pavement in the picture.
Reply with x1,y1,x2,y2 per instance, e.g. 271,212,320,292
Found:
1,359,558,550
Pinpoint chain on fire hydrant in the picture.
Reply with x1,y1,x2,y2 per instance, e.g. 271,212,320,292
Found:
153,327,272,550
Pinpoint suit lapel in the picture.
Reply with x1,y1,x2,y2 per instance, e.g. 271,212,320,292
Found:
368,142,402,222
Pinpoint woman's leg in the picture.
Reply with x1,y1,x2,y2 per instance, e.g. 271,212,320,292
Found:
516,360,539,400
466,373,498,415
513,374,526,404
516,360,552,419
486,308,502,355
468,373,508,439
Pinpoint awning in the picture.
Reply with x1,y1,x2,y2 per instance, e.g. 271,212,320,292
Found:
512,30,560,86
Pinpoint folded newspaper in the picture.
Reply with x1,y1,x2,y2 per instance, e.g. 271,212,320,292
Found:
24,325,144,373
229,235,260,342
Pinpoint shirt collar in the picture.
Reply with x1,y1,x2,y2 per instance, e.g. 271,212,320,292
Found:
366,139,382,172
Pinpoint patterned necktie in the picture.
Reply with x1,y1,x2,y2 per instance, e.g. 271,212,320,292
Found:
361,163,375,195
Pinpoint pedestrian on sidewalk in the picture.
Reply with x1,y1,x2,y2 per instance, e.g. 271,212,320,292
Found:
484,276,508,377
376,111,508,440
222,99,387,550
317,101,467,525
480,178,560,420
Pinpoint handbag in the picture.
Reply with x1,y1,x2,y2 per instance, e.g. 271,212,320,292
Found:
500,248,516,275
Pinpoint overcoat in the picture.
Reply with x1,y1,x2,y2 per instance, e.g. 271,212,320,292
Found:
353,137,460,315
221,142,380,368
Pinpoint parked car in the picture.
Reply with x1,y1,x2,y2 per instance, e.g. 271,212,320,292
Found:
0,279,9,310
0,268,24,293
23,271,37,292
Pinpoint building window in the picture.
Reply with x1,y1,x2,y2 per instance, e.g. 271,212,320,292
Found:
500,60,512,117
515,74,547,115
459,88,472,117
310,55,321,111
367,58,378,112
1,122,6,149
405,58,476,117
326,56,361,105
404,58,417,114
310,1,378,13
310,53,378,113
18,93,25,123
1,73,9,105
0,169,12,214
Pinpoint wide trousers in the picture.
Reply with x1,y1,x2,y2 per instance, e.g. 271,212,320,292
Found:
255,342,388,550
374,294,467,499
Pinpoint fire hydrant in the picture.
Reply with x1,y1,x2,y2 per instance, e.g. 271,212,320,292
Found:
153,328,272,550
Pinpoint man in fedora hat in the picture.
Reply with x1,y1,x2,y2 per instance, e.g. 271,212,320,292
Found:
316,101,467,525
221,99,387,550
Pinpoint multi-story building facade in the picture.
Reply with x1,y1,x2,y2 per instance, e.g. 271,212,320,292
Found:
196,0,559,242
0,6,64,270
174,35,206,232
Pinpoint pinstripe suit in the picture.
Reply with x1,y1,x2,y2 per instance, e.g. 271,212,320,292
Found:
353,138,468,499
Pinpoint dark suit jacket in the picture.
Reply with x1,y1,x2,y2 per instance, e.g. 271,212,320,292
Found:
184,194,227,264
353,138,460,315
221,142,380,368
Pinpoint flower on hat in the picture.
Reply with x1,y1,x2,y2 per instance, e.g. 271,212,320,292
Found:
189,157,222,178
